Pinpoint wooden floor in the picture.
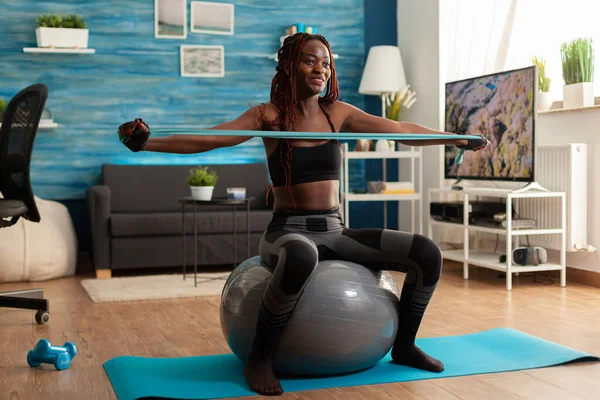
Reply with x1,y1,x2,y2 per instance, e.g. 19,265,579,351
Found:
1,262,599,400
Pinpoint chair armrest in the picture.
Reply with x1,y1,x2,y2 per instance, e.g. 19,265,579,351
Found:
87,185,112,271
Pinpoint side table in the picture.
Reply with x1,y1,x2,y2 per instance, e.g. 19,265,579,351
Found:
177,196,253,287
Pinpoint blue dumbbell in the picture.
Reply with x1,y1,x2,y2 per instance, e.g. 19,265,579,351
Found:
27,339,77,371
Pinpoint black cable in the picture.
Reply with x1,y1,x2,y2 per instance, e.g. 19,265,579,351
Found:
532,272,555,285
498,271,555,285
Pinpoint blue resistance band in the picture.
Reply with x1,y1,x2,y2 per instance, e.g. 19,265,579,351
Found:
150,129,475,164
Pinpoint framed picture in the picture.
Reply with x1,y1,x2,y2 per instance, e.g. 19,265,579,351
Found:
190,1,235,35
180,45,225,78
155,0,187,39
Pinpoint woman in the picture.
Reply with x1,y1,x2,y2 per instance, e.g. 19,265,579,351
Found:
119,33,488,396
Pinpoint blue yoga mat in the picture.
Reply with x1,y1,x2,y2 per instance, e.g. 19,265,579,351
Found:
103,328,598,400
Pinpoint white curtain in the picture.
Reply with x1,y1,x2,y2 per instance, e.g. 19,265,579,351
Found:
441,0,600,100
437,0,519,244
440,0,519,83
503,0,600,101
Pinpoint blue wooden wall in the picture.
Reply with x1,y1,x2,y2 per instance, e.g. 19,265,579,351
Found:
0,0,365,200
360,0,398,229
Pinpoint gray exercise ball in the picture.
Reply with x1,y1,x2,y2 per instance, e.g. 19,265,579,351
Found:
219,256,401,377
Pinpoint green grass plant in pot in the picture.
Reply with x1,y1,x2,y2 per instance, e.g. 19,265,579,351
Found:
186,166,218,200
532,56,552,111
374,86,417,151
0,98,5,122
560,37,595,109
35,14,88,49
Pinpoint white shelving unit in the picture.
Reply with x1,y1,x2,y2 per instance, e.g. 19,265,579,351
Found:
427,186,567,290
23,47,96,55
341,143,423,233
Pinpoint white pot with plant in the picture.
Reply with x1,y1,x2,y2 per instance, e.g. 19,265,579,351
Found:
377,86,417,151
561,37,595,109
36,14,88,48
186,166,218,201
532,56,552,111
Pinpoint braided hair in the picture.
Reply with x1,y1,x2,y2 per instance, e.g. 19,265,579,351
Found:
263,32,340,209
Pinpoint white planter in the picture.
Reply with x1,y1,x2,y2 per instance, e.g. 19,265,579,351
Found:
563,82,594,109
36,27,89,48
537,92,553,111
190,186,214,201
375,139,395,152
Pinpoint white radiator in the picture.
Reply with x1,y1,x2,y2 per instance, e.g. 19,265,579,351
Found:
516,143,588,252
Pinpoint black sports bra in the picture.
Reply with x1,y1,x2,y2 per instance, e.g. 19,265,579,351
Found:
267,106,340,187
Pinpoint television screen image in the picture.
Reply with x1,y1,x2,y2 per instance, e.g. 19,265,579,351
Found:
444,66,536,182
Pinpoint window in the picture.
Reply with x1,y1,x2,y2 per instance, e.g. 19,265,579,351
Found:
504,0,600,101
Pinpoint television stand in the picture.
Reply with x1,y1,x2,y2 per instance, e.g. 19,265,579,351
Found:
511,181,550,193
449,181,550,194
428,186,567,290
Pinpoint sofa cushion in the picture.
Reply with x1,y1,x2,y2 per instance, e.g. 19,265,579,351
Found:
102,163,272,213
110,233,264,269
110,210,273,237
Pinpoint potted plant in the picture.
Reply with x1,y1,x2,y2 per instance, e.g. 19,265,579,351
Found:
35,14,89,49
374,85,417,151
560,37,595,109
0,98,5,121
186,166,218,201
532,56,552,111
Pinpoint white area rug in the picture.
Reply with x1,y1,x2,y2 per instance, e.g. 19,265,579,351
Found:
80,272,230,303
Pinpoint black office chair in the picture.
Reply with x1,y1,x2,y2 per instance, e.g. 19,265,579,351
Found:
0,83,51,324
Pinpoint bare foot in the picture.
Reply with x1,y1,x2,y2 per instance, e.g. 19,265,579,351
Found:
243,351,283,396
391,343,444,372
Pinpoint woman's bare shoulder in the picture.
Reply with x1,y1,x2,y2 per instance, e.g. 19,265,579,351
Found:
320,100,357,129
250,103,281,150
328,100,358,113
252,102,280,121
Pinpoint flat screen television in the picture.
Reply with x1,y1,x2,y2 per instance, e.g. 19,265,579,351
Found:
444,65,537,182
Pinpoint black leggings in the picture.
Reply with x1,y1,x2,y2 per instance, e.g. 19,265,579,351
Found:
252,207,443,351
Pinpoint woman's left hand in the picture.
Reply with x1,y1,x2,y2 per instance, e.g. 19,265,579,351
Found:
456,134,489,151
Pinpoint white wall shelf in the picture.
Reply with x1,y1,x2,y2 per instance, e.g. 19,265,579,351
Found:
427,187,567,290
0,120,58,130
23,47,96,55
341,143,423,233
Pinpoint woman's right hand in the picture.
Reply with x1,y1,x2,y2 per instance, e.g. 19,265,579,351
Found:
123,104,267,154
118,118,151,152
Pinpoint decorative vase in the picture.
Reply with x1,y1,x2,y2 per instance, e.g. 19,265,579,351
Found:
563,82,594,109
375,139,394,152
35,27,89,48
190,186,214,201
537,92,552,111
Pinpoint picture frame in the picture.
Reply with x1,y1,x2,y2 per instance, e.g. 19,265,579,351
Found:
155,0,187,39
180,45,225,78
190,1,235,35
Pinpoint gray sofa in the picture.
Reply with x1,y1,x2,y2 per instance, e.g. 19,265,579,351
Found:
87,163,274,278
